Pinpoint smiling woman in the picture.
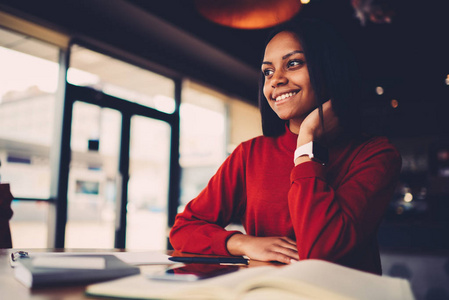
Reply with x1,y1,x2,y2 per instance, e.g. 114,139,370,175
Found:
259,19,362,138
169,18,402,275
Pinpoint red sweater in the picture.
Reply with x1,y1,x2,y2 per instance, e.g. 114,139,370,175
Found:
170,129,401,274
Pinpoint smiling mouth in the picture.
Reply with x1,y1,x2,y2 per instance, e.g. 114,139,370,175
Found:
274,91,298,102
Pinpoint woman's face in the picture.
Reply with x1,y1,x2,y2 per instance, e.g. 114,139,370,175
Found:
262,31,317,127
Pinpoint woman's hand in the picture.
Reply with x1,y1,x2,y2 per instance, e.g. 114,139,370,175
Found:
227,234,299,264
297,99,340,147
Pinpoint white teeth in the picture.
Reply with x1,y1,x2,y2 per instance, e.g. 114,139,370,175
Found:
275,92,297,101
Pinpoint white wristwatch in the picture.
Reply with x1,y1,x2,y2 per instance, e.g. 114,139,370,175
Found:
294,141,328,165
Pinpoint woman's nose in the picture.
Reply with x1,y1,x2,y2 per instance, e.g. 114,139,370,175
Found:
271,70,287,87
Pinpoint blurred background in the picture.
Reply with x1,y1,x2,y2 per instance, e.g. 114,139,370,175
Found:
0,0,448,258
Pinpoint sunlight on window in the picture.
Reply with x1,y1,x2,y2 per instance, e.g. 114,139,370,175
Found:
127,117,171,250
181,103,225,134
66,68,100,87
179,83,228,208
180,103,226,166
0,35,58,199
0,27,59,247
65,103,122,249
68,44,176,113
153,94,176,114
0,47,58,98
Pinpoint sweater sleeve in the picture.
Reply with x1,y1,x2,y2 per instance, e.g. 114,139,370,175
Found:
288,137,401,262
169,144,246,256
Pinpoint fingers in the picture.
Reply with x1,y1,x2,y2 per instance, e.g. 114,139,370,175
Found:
262,247,299,264
279,236,297,247
263,237,300,264
237,236,300,265
272,240,300,262
270,251,299,264
276,237,298,255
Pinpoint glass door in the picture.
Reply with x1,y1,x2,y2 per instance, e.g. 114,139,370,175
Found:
126,116,171,250
65,101,122,248
60,43,179,249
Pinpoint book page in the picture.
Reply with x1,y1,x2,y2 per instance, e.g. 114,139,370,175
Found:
238,260,414,300
240,288,313,300
86,260,414,300
86,265,274,300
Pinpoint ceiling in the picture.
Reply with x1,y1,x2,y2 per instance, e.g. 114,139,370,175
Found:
126,0,448,106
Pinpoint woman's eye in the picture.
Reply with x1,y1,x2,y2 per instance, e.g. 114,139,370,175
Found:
287,60,305,68
262,69,273,77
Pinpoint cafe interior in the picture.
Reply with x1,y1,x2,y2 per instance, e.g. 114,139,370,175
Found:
0,0,448,299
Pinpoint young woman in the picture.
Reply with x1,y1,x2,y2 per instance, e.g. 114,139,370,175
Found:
169,18,401,275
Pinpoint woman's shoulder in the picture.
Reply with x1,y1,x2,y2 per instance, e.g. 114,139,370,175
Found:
357,133,398,149
239,134,277,147
349,133,401,162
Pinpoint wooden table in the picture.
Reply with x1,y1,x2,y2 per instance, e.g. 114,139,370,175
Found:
0,249,274,300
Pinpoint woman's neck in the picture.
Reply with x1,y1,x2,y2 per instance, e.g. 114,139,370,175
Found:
288,119,303,135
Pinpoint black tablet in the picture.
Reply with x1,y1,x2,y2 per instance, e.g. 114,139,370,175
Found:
147,263,240,282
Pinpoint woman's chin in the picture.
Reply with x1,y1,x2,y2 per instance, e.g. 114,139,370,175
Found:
274,112,292,121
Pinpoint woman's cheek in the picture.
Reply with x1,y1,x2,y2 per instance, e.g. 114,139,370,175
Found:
263,85,270,102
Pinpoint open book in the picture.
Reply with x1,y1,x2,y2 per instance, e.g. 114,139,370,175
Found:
85,259,415,300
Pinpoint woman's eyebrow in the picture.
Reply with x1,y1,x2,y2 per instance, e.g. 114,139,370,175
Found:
282,50,304,60
262,50,305,67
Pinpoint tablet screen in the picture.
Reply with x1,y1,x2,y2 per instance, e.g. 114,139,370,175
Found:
148,263,240,281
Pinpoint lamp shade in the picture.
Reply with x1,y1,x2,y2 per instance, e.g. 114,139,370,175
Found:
194,0,302,29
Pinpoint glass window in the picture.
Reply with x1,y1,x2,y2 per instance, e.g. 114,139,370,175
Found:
178,81,262,215
0,27,60,248
65,102,122,248
10,201,50,248
126,116,171,250
67,44,176,114
0,27,59,199
227,99,262,153
179,82,228,208
66,44,176,248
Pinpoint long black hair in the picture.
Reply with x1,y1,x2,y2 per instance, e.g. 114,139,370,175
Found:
259,18,363,137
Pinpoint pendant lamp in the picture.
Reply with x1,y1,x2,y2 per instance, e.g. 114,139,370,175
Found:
194,0,302,29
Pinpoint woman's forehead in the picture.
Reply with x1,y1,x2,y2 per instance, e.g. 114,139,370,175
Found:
264,31,303,58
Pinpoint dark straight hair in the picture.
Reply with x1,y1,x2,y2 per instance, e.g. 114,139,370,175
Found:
259,18,363,137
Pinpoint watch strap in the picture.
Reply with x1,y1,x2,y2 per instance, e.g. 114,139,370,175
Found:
294,141,328,165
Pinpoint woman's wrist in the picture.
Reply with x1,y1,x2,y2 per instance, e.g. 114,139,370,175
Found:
294,155,312,166
297,130,314,148
295,130,314,166
226,233,248,256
